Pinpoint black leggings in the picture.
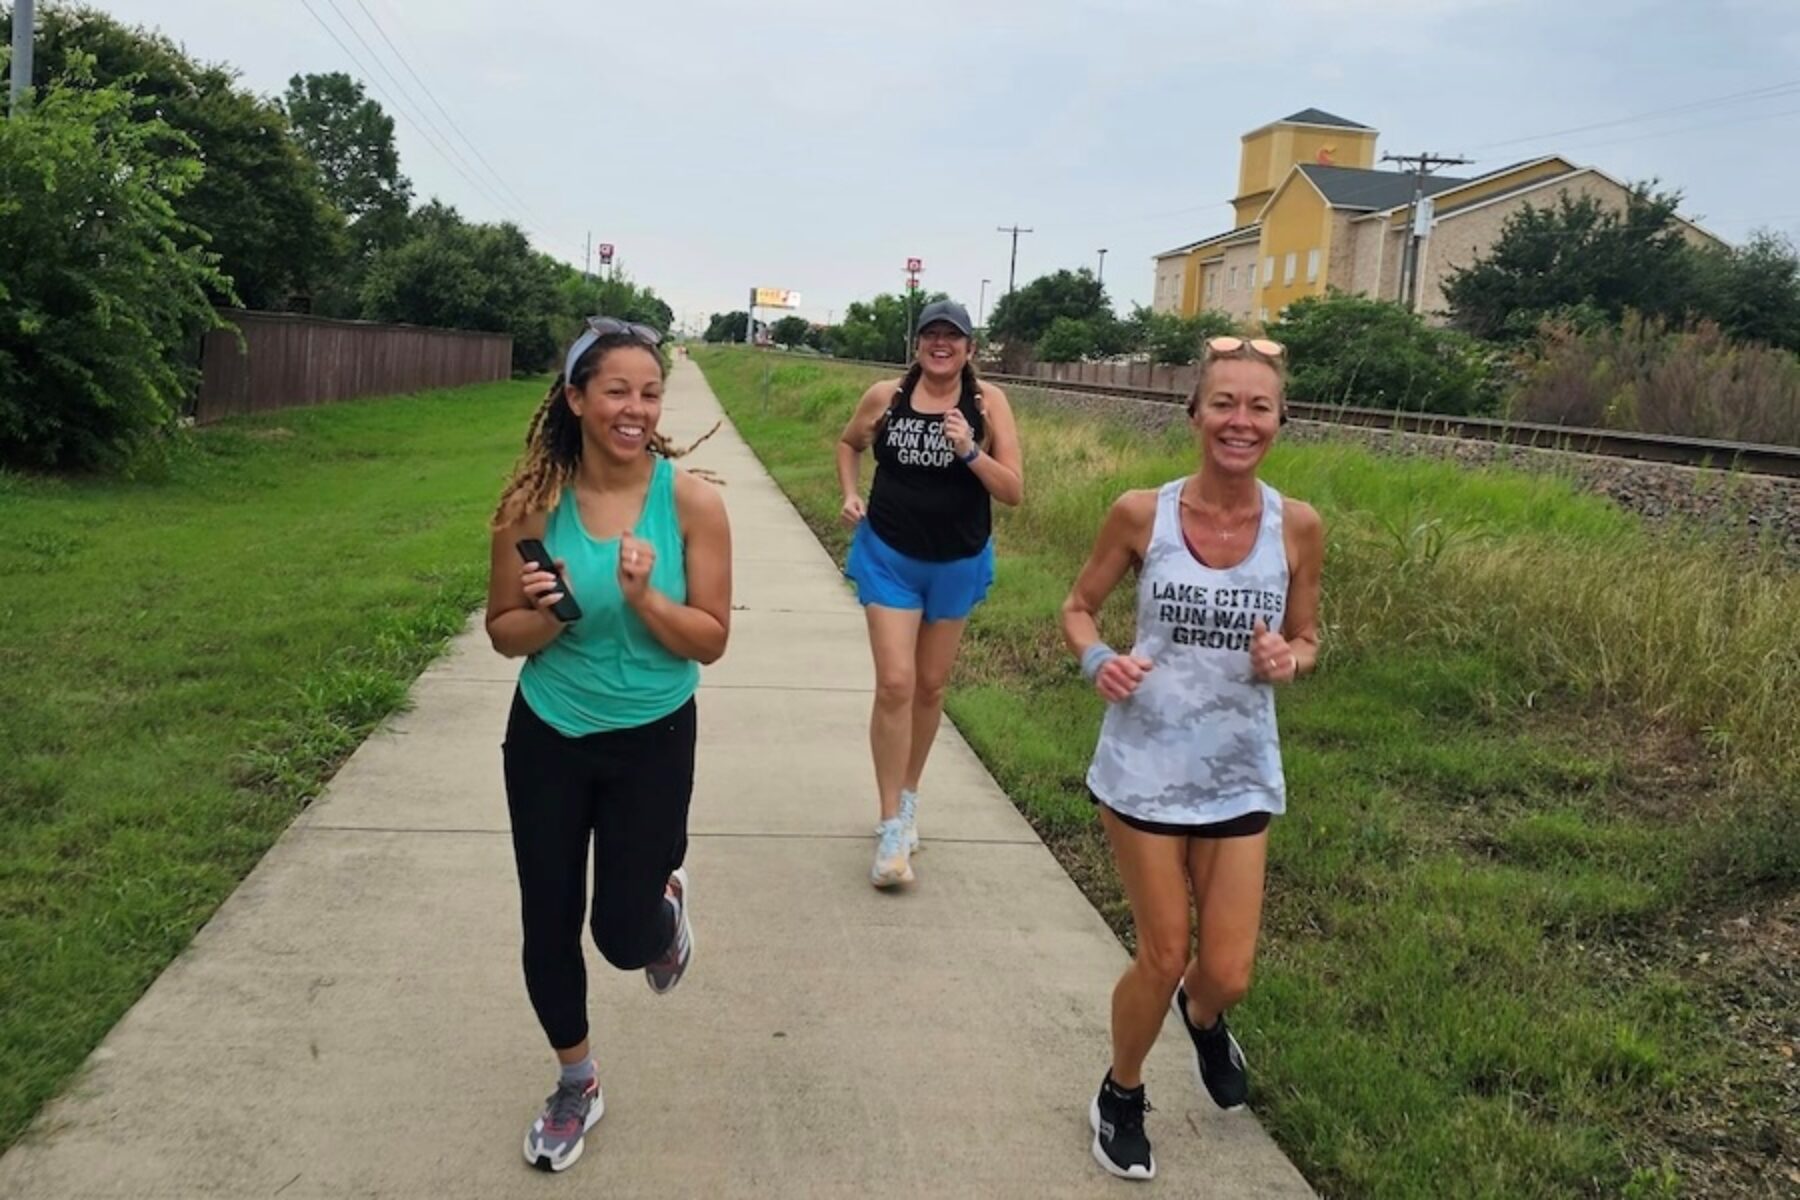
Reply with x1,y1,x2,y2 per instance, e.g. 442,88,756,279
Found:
503,690,696,1050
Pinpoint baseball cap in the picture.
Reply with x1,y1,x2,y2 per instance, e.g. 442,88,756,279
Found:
914,300,974,338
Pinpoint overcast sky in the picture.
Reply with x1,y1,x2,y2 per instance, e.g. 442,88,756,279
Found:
86,0,1800,330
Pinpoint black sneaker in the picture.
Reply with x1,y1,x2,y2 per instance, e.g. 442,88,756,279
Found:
1172,985,1249,1110
1088,1071,1155,1181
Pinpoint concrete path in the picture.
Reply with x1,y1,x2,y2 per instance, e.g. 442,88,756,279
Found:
0,361,1314,1198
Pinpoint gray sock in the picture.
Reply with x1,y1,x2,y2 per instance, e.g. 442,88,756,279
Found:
559,1057,595,1086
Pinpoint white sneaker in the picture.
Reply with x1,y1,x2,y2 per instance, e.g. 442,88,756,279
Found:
873,790,921,852
870,818,914,888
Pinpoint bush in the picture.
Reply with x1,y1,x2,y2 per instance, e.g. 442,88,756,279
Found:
1508,313,1800,444
1036,316,1098,362
1132,306,1238,365
0,70,228,469
360,216,559,373
1271,292,1497,415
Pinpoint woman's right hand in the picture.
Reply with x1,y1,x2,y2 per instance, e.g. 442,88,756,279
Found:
520,556,569,614
1094,654,1154,703
840,494,866,527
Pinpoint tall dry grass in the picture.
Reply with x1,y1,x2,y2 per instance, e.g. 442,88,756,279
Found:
1509,314,1800,445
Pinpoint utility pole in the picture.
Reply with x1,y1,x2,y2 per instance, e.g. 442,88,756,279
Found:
9,0,35,113
903,258,923,362
977,278,991,331
1096,248,1108,286
1381,151,1471,311
997,224,1033,295
583,231,591,282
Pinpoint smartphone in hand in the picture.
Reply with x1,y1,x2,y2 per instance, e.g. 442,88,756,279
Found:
515,538,583,623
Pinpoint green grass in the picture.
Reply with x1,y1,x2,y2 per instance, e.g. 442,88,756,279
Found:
697,347,1800,1198
0,378,547,1150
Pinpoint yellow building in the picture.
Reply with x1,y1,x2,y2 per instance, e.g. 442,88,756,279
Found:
1151,108,1724,326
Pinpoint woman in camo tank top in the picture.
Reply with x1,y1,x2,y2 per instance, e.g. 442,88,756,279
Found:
1059,336,1323,1182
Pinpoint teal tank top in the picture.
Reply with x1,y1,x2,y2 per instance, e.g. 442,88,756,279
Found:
518,457,700,735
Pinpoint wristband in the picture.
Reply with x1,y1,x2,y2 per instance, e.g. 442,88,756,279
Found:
1080,642,1118,683
958,445,979,465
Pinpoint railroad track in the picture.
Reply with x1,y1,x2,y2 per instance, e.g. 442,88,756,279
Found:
802,355,1800,479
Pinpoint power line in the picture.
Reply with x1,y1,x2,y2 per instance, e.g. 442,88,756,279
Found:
1543,101,1800,159
314,0,509,217
296,0,530,238
1468,78,1800,152
347,0,539,221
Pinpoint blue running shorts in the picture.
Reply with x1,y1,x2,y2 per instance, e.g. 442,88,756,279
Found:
845,523,995,623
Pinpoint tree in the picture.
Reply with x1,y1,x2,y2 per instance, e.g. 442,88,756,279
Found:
1694,231,1800,353
554,268,675,336
830,292,942,362
1270,292,1496,415
8,5,346,310
1443,185,1699,341
281,72,412,257
360,212,561,372
771,315,812,347
0,67,229,468
1130,307,1238,365
704,311,762,343
1035,316,1097,362
986,269,1108,347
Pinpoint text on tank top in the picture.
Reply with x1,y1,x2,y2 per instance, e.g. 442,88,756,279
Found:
866,372,991,562
1085,478,1290,825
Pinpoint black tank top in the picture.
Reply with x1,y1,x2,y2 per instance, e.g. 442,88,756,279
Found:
866,372,991,562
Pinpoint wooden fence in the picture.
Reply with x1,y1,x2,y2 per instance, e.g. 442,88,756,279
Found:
192,310,513,424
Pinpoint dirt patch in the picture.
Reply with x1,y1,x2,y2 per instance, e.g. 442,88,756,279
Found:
1630,894,1800,1197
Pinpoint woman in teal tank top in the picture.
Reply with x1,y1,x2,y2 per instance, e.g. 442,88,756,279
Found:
482,318,731,1174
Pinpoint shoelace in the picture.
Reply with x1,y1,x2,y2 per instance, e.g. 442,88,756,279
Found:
1107,1090,1154,1133
543,1079,590,1133
878,823,907,859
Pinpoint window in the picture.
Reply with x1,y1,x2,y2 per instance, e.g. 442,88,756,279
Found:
1264,256,1275,286
1307,249,1321,283
1207,273,1218,300
1228,266,1239,291
1284,252,1297,285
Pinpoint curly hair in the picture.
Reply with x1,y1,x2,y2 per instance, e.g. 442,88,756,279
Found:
490,333,719,530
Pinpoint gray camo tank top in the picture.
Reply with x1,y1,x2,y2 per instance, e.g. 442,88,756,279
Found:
1086,478,1289,826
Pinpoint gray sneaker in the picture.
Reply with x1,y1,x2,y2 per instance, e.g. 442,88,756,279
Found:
522,1075,603,1172
645,868,693,994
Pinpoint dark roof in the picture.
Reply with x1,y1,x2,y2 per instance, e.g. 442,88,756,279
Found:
1296,163,1470,211
1154,223,1260,258
1281,108,1372,130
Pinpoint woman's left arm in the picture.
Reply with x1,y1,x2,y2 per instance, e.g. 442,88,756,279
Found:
957,385,1024,507
620,471,733,665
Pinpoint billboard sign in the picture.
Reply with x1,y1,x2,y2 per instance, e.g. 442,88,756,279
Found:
597,243,615,265
753,287,802,309
905,257,922,273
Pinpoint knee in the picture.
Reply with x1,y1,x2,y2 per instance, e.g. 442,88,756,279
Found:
590,908,664,972
1193,953,1254,1009
1134,929,1190,992
913,674,948,711
874,669,916,711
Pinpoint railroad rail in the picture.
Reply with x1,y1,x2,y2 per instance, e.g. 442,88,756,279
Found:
802,354,1800,479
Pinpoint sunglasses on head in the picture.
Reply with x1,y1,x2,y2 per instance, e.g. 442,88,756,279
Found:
1204,335,1284,360
586,315,662,346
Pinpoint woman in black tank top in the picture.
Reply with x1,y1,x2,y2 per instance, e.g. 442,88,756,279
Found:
834,300,1024,889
